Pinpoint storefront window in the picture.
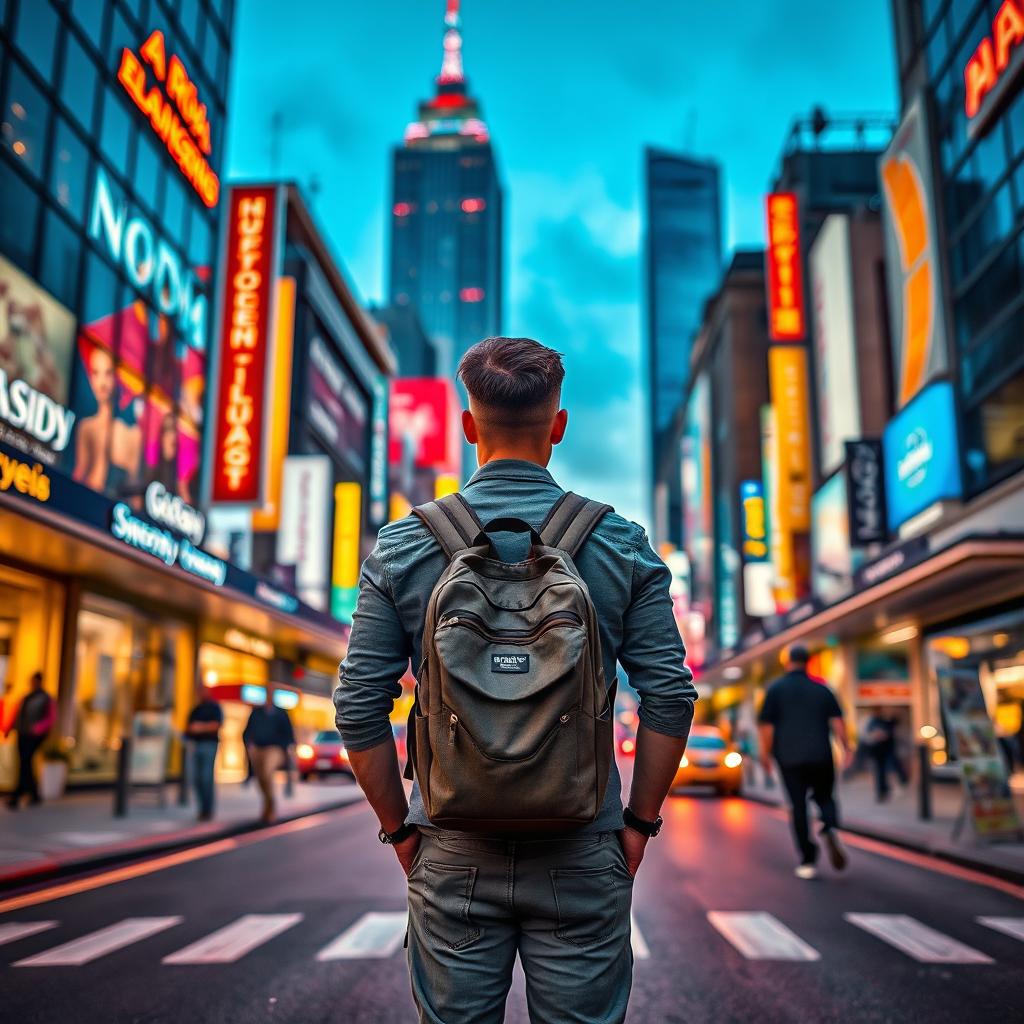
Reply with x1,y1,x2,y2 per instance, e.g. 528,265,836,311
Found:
0,159,40,271
14,0,58,80
3,61,50,180
60,30,99,136
40,208,82,310
69,595,191,784
51,117,90,223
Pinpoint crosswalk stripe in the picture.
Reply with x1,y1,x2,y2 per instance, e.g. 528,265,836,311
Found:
162,914,303,964
845,914,993,964
977,917,1024,943
317,912,407,960
14,917,182,966
707,912,819,961
630,913,649,960
0,922,58,947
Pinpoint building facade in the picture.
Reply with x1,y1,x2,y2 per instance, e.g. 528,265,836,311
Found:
387,0,502,381
645,149,722,546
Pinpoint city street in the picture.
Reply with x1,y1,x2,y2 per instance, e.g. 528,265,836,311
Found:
1,790,1021,1024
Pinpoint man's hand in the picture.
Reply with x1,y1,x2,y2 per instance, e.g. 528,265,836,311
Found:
617,827,648,878
393,829,421,877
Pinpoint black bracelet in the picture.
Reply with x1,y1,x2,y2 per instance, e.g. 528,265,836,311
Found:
623,806,664,838
379,821,418,845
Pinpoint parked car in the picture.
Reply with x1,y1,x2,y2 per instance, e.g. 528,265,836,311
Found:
671,725,743,797
296,730,353,781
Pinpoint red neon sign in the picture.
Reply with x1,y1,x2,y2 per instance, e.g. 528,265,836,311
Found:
210,187,277,504
964,0,1024,137
764,192,806,341
117,29,220,208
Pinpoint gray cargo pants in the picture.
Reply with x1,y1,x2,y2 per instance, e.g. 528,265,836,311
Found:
406,828,634,1024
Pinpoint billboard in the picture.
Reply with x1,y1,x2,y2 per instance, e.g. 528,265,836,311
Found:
388,378,461,474
809,214,862,476
210,187,279,505
331,482,362,624
811,472,858,605
880,95,948,408
768,345,812,532
764,192,806,341
276,455,332,609
844,439,887,547
368,376,389,528
739,480,768,562
883,381,962,531
308,336,369,474
0,256,76,464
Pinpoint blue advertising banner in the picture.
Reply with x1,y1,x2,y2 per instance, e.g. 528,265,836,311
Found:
883,382,962,531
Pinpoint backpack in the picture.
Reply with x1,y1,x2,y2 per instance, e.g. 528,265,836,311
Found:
404,490,615,833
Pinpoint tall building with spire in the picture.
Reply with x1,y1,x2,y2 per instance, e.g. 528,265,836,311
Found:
388,0,503,379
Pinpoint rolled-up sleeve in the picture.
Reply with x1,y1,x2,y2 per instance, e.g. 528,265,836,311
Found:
618,527,697,738
333,543,412,752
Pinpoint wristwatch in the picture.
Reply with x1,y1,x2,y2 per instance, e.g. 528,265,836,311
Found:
623,807,664,838
379,821,418,845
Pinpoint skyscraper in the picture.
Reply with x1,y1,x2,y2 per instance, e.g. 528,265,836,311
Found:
388,0,503,380
645,149,723,545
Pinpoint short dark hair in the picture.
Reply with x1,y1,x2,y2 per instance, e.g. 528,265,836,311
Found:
787,644,810,666
457,337,564,429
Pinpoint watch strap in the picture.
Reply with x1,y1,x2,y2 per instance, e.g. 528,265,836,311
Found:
379,821,418,845
623,807,663,837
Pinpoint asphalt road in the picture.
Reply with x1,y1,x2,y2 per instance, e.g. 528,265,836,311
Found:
0,788,1022,1024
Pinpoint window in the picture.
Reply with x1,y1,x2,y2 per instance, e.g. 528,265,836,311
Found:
99,86,132,175
961,297,1024,397
954,235,1021,352
61,30,99,134
188,205,212,269
926,14,951,75
163,173,187,246
70,0,107,49
2,62,50,180
954,184,1015,275
81,250,122,339
203,14,221,73
40,208,82,310
0,159,40,270
134,132,163,217
179,0,200,45
14,0,58,79
51,117,90,223
963,367,1024,494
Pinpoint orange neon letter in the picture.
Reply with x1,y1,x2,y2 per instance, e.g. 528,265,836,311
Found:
994,0,1024,70
965,38,998,117
140,29,167,81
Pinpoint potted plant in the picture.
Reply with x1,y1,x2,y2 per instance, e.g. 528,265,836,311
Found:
39,742,71,801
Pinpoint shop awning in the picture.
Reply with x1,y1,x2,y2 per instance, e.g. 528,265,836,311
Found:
702,535,1024,687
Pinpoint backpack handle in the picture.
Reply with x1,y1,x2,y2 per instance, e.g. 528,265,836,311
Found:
472,517,544,551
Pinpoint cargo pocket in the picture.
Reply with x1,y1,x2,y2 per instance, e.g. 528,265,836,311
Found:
423,861,480,950
550,866,619,946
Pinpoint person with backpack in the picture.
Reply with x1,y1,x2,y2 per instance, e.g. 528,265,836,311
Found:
334,336,696,1024
5,671,56,809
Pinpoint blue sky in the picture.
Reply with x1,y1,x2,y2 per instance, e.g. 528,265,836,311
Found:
226,0,898,526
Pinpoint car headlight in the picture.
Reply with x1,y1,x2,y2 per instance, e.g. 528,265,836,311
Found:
679,756,689,768
296,744,314,759
724,752,743,769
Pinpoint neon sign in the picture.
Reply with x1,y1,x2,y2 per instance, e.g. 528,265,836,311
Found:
117,29,220,208
89,168,207,350
965,0,1024,138
210,187,277,504
764,193,806,341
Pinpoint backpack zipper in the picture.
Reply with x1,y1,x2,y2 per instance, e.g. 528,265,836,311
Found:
437,609,582,645
448,712,458,744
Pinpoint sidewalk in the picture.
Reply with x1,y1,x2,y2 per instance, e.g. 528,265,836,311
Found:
743,765,1024,883
0,777,365,889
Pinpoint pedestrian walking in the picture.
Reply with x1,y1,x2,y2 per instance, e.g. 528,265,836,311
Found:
4,671,56,809
185,694,223,821
242,689,295,824
335,337,697,1024
863,709,908,802
758,645,851,879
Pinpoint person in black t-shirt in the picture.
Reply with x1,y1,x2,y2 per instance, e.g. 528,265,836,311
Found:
5,672,56,809
758,645,852,879
185,696,223,821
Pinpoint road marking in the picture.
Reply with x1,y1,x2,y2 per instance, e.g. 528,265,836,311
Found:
630,913,649,960
845,914,993,963
162,913,303,964
977,917,1024,943
14,917,182,966
317,912,407,960
707,912,819,961
0,921,58,946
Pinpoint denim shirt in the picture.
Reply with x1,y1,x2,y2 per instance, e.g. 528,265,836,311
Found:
334,459,697,832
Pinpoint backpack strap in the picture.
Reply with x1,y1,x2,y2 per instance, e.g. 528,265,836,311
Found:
411,492,483,560
539,491,613,558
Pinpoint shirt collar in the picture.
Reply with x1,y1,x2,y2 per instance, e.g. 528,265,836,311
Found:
464,459,558,487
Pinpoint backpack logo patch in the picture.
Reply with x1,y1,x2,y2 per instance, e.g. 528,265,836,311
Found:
491,653,530,673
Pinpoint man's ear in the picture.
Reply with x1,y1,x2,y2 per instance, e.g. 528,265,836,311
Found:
550,408,568,446
462,409,478,444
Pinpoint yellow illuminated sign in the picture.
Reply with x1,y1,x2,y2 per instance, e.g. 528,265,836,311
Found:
331,483,362,624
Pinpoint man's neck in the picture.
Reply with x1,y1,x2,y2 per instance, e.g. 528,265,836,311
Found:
476,447,551,468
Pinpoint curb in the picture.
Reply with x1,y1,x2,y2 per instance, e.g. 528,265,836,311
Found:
0,794,366,893
741,789,1024,888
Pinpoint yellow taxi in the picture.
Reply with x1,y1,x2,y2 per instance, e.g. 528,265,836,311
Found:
671,725,744,797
